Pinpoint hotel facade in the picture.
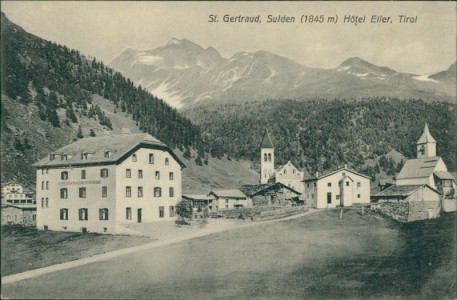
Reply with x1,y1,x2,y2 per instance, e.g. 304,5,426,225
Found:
33,133,185,234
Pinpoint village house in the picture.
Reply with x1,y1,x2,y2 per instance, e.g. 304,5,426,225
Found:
371,184,441,222
208,189,252,210
1,183,37,226
239,182,301,206
1,183,35,205
32,133,185,234
260,129,307,194
182,194,216,212
303,166,371,208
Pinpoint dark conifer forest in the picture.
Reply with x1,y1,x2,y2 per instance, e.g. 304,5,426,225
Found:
1,13,203,150
185,98,456,177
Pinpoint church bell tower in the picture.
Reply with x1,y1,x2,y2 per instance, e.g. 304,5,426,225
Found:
417,122,436,159
260,129,274,184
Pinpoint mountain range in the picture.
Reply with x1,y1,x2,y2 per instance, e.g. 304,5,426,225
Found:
110,38,456,109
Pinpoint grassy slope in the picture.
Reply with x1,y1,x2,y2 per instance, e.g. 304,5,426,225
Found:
2,210,455,299
0,225,152,276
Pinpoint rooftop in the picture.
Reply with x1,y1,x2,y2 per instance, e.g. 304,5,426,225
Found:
303,166,371,182
32,133,185,168
396,156,441,180
210,189,247,199
372,184,440,198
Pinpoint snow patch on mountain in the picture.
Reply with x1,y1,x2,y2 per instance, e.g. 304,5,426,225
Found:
137,54,163,65
150,81,185,109
413,74,439,83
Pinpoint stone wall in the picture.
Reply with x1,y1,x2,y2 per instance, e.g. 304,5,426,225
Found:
408,201,440,222
375,201,409,222
373,200,441,222
253,206,308,221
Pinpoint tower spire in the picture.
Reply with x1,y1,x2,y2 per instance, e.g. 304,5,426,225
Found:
260,128,274,149
417,122,436,158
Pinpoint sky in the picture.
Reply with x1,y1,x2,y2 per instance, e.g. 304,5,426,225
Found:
2,1,456,74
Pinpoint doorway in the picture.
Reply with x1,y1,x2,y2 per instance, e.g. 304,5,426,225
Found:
137,208,142,223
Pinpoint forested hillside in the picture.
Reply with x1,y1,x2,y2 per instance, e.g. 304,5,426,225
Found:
185,98,456,179
1,13,205,186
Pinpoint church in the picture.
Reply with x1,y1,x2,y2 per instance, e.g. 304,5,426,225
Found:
396,123,455,199
259,129,306,195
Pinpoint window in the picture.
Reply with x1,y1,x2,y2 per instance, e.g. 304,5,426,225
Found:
169,187,174,197
357,194,361,199
169,172,174,180
99,208,109,220
126,186,132,197
327,182,331,187
79,187,86,198
327,192,332,204
132,154,137,162
79,208,88,221
41,198,44,208
225,199,229,204
357,182,361,188
126,169,131,178
41,181,44,190
33,215,36,221
225,205,229,209
126,207,132,220
60,188,68,199
149,154,154,164
159,206,164,218
155,171,160,180
165,158,169,165
102,186,107,198
138,187,143,197
307,183,310,188
346,181,350,187
336,195,340,200
46,181,49,190
268,153,271,161
169,206,175,217
60,209,68,220
312,194,314,199
138,170,143,178
154,187,162,197
81,170,86,179
100,168,109,178
264,153,267,162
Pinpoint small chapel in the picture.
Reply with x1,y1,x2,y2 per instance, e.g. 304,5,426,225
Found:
396,123,455,199
259,129,306,195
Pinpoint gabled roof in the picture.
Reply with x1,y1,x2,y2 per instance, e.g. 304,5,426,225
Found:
182,194,216,201
372,184,440,198
303,167,371,182
209,189,247,199
433,171,455,181
379,179,396,186
250,182,301,197
396,156,441,180
260,129,274,149
32,133,185,168
239,184,271,197
417,123,436,144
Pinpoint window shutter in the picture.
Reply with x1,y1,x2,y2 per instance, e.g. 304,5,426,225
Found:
99,209,103,220
106,209,109,220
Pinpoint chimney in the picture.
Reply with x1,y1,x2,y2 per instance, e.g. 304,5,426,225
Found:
344,163,347,168
315,171,319,177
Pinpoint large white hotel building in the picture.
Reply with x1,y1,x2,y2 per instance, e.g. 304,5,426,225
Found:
33,133,185,234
